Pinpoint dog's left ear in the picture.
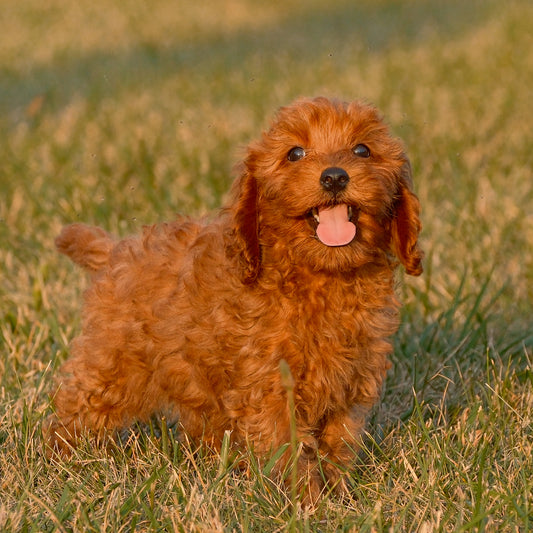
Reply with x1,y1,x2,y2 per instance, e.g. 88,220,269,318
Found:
390,159,424,276
231,166,261,284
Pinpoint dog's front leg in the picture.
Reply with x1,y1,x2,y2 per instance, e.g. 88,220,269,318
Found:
316,409,366,494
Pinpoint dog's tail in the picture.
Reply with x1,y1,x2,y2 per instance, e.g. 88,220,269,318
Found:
55,223,114,274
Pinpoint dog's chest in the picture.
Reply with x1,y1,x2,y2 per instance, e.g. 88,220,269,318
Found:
272,276,398,414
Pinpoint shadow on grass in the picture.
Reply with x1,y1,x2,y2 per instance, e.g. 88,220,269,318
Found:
2,0,496,120
381,271,533,429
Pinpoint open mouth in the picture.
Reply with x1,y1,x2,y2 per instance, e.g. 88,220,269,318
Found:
308,204,358,247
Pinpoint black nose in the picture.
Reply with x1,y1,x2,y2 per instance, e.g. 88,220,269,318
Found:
320,167,349,194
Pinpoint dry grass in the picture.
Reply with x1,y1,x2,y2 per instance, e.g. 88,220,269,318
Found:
1,0,532,530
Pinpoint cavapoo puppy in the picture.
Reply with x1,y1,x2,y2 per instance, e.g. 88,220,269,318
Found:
46,97,423,501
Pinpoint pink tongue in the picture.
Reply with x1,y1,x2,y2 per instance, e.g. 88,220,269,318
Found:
316,204,356,246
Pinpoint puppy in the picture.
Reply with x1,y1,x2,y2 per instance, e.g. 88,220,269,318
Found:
46,97,423,501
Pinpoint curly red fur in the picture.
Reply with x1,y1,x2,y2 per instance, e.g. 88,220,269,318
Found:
45,97,423,503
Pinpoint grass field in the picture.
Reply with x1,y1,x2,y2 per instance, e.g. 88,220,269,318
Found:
1,0,532,530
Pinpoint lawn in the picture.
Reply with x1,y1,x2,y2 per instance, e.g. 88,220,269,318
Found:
1,0,532,531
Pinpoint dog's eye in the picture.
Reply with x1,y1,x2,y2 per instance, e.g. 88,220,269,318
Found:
353,144,371,158
287,147,306,162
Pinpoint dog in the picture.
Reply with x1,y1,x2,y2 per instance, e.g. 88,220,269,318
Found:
45,97,423,502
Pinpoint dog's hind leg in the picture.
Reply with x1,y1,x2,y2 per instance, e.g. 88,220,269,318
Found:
44,340,163,456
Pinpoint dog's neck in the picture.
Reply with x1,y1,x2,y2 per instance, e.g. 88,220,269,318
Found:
258,251,397,304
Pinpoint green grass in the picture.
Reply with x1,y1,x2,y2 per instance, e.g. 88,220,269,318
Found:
1,0,532,530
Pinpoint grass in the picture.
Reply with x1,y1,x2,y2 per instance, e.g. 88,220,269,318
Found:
1,0,532,530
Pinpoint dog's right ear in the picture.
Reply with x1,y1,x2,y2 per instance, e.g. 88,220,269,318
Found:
230,165,261,284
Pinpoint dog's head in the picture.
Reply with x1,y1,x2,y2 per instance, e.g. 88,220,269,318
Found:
230,97,423,283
